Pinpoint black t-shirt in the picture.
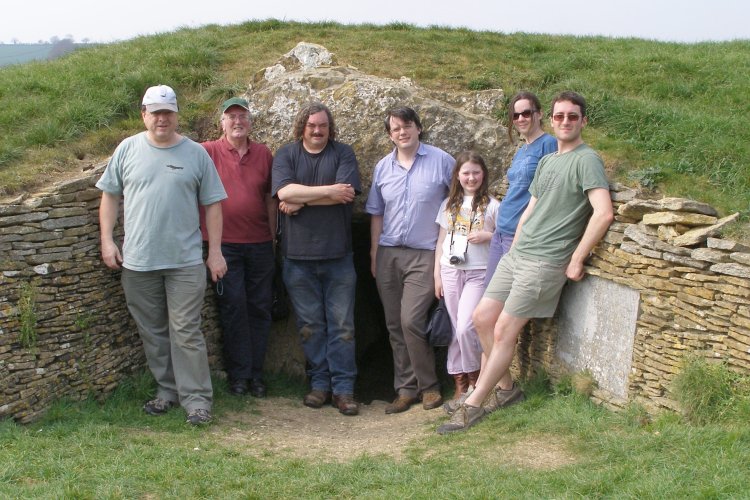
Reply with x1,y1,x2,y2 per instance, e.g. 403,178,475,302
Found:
271,140,362,260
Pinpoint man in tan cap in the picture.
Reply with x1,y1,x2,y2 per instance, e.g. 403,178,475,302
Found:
97,84,227,426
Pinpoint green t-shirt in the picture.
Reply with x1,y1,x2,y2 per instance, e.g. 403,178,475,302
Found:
514,143,609,265
96,132,227,271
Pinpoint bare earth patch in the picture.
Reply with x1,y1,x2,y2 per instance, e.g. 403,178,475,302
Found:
214,396,580,469
216,396,442,462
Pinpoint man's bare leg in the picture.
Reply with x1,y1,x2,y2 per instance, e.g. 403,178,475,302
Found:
465,310,530,407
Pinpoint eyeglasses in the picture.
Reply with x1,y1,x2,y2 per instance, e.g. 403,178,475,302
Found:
224,113,250,122
512,109,536,121
552,113,581,122
306,122,329,130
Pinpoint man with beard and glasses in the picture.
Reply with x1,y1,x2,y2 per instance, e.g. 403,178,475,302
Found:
272,102,362,416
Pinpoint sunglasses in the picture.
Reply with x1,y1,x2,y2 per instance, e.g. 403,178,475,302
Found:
512,109,537,121
552,113,582,122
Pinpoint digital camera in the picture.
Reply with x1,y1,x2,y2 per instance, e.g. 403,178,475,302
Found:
448,233,468,265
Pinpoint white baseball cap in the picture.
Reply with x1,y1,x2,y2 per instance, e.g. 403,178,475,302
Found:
142,85,178,112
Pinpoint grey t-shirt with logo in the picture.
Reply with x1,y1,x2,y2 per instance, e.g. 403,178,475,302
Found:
96,132,227,271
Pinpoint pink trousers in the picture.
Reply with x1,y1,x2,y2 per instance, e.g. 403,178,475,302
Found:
440,266,484,374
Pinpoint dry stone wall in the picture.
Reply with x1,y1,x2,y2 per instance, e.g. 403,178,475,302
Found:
3,172,748,422
0,174,138,423
0,172,228,423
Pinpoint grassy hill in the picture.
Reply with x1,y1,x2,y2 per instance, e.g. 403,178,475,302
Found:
0,20,748,227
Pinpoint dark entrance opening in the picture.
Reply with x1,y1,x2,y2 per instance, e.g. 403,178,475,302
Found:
350,214,449,404
351,214,394,403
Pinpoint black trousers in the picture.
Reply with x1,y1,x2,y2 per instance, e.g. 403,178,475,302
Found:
215,241,274,381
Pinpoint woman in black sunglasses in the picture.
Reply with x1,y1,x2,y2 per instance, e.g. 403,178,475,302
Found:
483,91,558,289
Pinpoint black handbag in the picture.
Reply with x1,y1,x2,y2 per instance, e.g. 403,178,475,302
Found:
426,296,453,347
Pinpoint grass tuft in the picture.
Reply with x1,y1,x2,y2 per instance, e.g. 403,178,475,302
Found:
672,355,750,425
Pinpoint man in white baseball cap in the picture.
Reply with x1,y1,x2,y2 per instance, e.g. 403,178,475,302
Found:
97,84,228,426
141,84,179,113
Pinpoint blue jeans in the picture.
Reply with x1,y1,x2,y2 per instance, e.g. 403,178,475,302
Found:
282,254,357,395
215,242,274,382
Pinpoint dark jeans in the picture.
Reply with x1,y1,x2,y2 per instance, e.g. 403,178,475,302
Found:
215,242,274,382
282,254,357,395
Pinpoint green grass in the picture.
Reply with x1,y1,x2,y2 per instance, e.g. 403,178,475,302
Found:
672,356,750,425
1,367,749,498
0,21,748,224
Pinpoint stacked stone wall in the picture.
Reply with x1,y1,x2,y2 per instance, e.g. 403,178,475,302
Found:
0,170,229,423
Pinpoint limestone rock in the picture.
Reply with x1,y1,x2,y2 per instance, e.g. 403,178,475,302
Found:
710,262,750,279
690,248,730,264
642,212,717,227
623,224,691,256
610,189,638,202
657,225,680,242
730,253,750,266
707,238,750,252
608,221,630,233
243,42,513,212
618,198,718,219
637,222,659,236
671,213,740,247
662,253,709,270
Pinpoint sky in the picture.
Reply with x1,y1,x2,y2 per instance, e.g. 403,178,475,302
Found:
1,0,748,44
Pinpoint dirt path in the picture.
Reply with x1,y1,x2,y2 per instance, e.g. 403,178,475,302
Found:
214,396,578,469
217,397,443,462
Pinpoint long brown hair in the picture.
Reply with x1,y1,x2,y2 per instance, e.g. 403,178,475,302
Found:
507,91,543,143
445,151,490,228
292,102,337,141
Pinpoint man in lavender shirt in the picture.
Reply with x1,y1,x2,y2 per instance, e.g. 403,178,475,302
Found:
366,106,454,414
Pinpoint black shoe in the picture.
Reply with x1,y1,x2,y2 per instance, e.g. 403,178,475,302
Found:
249,379,267,398
229,379,249,396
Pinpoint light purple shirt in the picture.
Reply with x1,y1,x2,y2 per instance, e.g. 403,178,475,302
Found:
366,143,453,250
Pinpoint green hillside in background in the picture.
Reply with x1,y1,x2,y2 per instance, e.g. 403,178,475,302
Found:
0,20,748,231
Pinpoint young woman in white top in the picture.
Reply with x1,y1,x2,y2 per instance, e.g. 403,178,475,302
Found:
434,151,500,406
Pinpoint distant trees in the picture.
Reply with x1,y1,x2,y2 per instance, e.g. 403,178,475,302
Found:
47,36,75,60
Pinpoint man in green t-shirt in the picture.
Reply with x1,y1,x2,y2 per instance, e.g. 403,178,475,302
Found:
438,91,614,434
